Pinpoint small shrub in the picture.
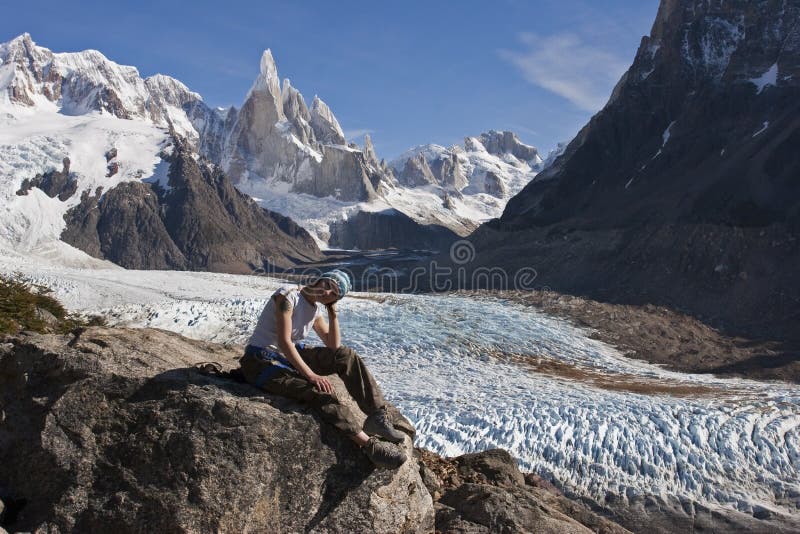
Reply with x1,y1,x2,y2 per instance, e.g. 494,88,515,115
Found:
0,273,105,334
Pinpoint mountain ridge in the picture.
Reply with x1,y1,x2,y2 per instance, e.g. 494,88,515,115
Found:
462,0,800,343
0,33,542,255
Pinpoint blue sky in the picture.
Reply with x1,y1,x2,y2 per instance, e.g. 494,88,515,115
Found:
2,0,659,159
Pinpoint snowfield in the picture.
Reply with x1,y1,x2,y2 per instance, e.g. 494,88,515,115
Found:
3,252,798,520
0,102,169,252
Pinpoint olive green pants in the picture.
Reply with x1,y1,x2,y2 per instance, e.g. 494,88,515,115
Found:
239,344,386,437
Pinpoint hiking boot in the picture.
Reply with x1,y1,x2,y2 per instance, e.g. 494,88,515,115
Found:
363,406,406,443
364,436,407,469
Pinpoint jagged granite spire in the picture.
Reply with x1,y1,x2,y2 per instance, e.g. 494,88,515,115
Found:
281,78,315,144
310,95,346,145
363,134,379,167
247,49,284,116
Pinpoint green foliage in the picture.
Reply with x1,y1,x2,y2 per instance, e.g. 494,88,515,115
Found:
0,273,106,334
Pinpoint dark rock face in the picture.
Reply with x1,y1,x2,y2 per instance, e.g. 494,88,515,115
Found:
468,0,800,342
60,141,323,272
61,181,188,269
0,327,433,533
15,158,77,201
329,209,460,251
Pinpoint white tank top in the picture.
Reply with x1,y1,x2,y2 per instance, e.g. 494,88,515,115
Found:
248,285,324,352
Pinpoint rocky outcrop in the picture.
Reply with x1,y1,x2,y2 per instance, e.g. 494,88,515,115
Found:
483,171,506,198
0,326,653,534
363,134,380,168
466,0,800,343
417,446,798,534
416,448,630,534
294,144,379,201
60,141,323,272
430,151,467,190
15,158,76,201
478,130,540,162
281,78,314,145
60,181,188,269
398,153,438,187
0,326,432,533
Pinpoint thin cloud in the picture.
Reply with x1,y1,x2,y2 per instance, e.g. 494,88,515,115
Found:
343,128,374,142
506,123,539,137
498,32,629,112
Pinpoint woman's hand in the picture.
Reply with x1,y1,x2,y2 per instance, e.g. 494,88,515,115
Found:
326,301,337,317
307,372,334,394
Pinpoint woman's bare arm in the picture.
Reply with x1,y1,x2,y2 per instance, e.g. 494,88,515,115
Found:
274,294,333,393
312,302,340,349
326,302,341,348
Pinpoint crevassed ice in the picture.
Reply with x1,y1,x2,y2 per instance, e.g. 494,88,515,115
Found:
14,263,800,517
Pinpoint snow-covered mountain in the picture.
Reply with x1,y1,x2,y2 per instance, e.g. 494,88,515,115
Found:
0,33,321,270
209,51,544,250
391,131,543,201
0,33,205,140
0,33,543,259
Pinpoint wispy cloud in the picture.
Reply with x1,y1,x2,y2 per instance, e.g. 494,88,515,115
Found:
343,128,374,142
498,32,629,112
506,123,539,137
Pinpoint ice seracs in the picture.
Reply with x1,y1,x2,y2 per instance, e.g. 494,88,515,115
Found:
5,255,798,527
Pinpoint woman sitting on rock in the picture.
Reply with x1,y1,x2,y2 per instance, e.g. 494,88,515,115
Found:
239,269,407,469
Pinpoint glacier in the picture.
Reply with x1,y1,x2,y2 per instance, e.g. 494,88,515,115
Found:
4,252,798,520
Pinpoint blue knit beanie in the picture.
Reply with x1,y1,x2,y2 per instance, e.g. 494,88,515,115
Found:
318,269,352,299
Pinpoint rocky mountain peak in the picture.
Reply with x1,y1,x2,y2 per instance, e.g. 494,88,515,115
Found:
144,74,201,103
622,0,800,94
399,153,438,187
2,32,34,57
390,131,540,205
0,33,212,143
478,130,540,163
472,0,800,344
463,136,487,152
248,49,282,103
0,33,59,106
280,78,314,144
310,95,346,145
363,134,379,166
